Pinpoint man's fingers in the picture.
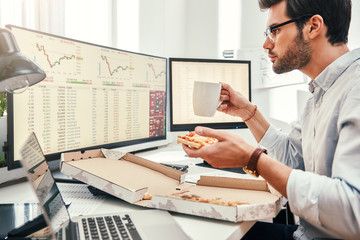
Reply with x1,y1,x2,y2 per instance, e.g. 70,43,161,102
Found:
195,126,225,141
220,94,229,102
217,102,228,111
220,82,230,90
182,143,204,158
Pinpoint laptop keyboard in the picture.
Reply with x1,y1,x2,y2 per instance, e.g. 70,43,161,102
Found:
81,214,142,240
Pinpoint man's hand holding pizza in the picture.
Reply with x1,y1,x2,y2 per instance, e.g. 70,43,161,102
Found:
179,126,255,169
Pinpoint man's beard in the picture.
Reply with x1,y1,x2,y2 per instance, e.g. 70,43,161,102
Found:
272,33,312,74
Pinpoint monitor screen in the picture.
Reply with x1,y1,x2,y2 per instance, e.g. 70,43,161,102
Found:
169,58,251,131
6,25,167,169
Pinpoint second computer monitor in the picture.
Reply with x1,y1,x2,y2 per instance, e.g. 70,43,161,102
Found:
169,58,251,131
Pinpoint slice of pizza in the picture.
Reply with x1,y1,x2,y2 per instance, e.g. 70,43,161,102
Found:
177,131,218,149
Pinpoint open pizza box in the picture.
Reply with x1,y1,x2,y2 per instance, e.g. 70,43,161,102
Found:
60,148,283,222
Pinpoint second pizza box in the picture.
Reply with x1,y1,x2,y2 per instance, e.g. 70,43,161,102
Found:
60,148,282,222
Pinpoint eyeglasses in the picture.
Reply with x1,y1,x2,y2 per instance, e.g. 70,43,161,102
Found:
264,14,313,43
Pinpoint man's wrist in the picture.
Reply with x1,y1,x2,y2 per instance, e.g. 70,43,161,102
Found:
242,104,257,122
243,148,267,177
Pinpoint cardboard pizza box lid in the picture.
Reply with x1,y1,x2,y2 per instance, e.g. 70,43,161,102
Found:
60,149,186,203
147,175,281,222
196,175,269,191
60,148,283,222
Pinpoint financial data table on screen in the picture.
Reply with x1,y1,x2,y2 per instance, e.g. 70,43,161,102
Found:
9,26,166,162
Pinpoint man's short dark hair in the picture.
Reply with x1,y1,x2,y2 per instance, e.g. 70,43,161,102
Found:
258,0,352,44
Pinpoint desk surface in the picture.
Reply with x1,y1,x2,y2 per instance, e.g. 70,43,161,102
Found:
0,144,257,240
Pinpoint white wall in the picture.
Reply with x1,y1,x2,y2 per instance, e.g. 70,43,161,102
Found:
238,1,274,126
138,0,219,58
135,0,360,133
349,0,360,50
134,1,280,132
239,1,267,48
137,0,360,136
183,0,219,58
139,0,166,56
136,0,360,64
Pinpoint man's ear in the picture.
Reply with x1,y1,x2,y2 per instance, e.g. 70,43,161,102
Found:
304,14,324,40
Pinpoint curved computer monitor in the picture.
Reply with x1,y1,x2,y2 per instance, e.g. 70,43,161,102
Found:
6,25,167,170
169,58,251,131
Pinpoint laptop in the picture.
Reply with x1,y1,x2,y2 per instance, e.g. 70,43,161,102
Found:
16,132,190,240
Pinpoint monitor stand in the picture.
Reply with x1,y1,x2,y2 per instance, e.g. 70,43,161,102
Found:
196,161,245,174
52,170,82,184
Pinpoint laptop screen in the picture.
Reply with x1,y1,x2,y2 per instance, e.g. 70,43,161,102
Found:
20,133,70,237
19,133,191,240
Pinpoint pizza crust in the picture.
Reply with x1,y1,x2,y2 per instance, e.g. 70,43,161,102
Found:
177,137,202,148
142,193,152,200
177,132,218,149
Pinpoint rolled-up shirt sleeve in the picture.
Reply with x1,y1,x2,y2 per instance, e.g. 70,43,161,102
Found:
260,124,304,170
287,170,360,239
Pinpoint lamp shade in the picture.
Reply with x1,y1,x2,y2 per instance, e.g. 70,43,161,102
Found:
0,28,46,93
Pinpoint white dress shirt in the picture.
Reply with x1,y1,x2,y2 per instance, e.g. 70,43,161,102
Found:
260,48,360,240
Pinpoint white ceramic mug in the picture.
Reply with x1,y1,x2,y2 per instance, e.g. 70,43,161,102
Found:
193,81,222,117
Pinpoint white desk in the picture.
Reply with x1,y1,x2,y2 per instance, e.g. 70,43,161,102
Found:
0,142,259,240
0,181,255,240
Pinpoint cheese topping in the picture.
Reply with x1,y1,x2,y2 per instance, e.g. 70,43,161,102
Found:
178,132,218,147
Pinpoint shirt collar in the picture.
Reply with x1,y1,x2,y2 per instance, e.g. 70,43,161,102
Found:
308,80,315,93
312,48,360,92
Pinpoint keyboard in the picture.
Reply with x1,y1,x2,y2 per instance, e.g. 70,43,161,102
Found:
81,214,142,240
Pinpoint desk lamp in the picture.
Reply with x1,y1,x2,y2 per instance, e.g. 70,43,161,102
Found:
0,28,45,93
